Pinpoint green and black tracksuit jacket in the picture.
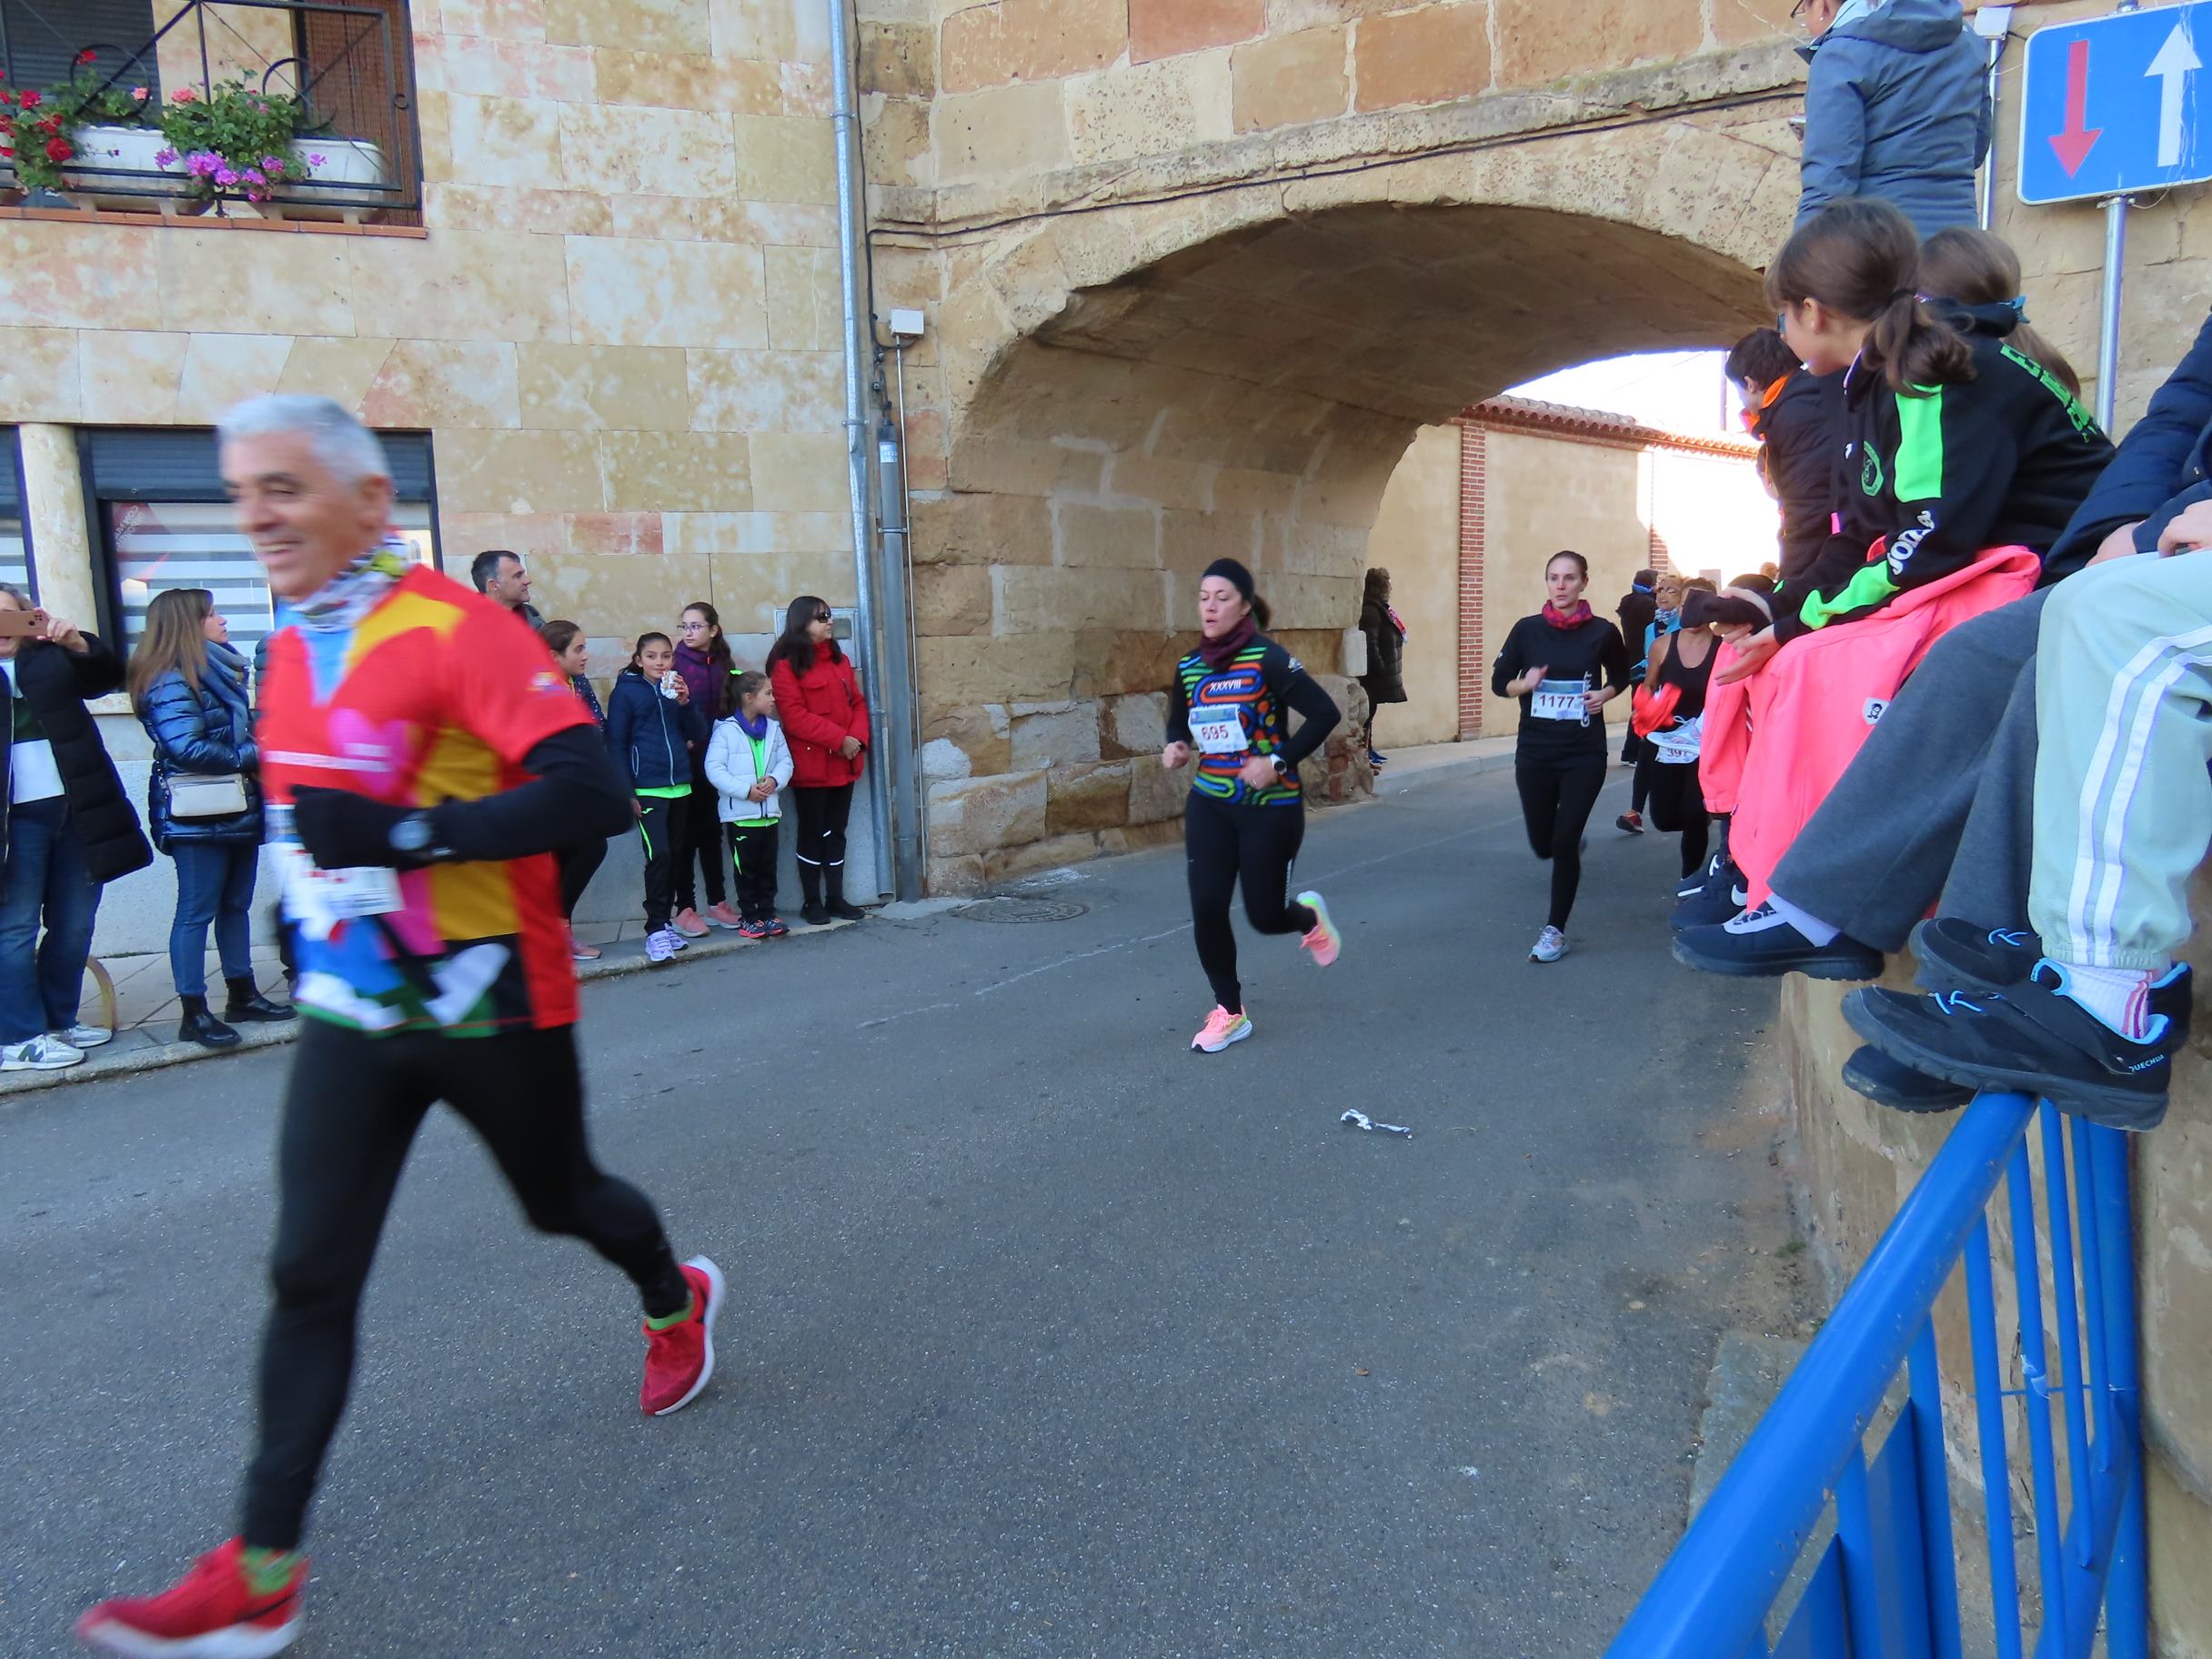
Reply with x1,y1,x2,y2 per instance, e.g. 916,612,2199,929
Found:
1774,317,2116,644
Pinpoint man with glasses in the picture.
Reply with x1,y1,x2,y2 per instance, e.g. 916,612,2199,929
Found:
1795,0,1990,238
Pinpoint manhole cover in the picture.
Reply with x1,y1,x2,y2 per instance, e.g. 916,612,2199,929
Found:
952,898,1090,923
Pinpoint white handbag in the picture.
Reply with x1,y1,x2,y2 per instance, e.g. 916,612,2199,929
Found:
168,771,250,819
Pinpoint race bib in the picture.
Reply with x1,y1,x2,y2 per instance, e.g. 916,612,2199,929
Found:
276,845,404,941
1189,704,1248,757
1651,712,1704,764
1531,679,1590,723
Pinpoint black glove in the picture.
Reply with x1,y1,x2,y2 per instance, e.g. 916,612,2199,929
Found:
290,786,417,870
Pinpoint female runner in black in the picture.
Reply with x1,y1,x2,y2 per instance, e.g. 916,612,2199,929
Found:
1161,558,1344,1052
1491,550,1632,962
1634,576,1717,890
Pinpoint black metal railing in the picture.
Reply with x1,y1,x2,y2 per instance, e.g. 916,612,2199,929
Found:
5,0,420,224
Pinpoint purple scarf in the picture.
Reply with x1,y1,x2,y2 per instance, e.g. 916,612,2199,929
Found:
1199,615,1258,670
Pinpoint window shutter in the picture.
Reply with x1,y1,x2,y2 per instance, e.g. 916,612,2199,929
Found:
1,0,161,96
84,427,434,501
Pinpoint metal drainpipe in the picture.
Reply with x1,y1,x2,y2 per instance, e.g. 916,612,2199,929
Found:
875,403,922,898
1973,8,2012,231
829,0,897,900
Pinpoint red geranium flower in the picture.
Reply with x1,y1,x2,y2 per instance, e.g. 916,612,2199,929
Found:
20,90,40,108
45,136,72,163
77,49,97,65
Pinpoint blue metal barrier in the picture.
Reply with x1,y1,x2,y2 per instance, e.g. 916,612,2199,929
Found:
1607,1091,2148,1659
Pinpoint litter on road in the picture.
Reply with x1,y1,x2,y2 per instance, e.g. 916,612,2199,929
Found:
1340,1109,1413,1138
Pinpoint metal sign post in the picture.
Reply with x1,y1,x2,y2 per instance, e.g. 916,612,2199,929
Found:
2098,191,2130,434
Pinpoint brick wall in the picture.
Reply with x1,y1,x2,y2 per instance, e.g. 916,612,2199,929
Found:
1455,421,1487,741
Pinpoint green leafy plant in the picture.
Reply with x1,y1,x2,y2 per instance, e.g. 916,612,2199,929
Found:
0,49,154,192
156,75,316,204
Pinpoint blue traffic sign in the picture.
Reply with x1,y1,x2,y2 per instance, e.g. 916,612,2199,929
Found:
2018,3,2212,206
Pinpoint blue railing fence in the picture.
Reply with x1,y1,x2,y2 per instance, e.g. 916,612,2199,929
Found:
1607,1091,2148,1659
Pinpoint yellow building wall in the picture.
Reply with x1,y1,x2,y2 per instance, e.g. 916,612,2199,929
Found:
1362,423,1460,749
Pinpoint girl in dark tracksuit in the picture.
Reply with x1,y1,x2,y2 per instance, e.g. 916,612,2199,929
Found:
1634,596,1717,882
1493,549,1633,963
605,631,706,961
1163,558,1344,1054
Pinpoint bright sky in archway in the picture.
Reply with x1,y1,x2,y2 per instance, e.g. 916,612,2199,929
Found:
1510,350,1736,439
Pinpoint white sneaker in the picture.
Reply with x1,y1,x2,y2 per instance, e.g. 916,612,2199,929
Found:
3,1033,83,1071
59,1023,112,1049
1530,925,1567,963
645,929,681,963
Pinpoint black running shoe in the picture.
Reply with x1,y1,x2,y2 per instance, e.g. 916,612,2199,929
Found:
1841,1044,1972,1113
1616,810,1644,835
1673,903,1885,980
1670,859,1747,930
1842,965,2186,1132
1909,918,2042,994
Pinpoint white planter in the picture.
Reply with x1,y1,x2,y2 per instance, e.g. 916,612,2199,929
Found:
268,137,390,221
58,123,179,212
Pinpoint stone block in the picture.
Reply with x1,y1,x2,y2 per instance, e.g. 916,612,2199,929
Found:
0,224,160,332
1131,0,1265,64
926,851,988,894
568,512,668,558
765,245,842,352
919,631,1076,716
1102,690,1167,759
915,562,991,636
1069,52,1235,166
709,0,799,62
1058,502,1161,569
277,337,398,414
544,0,709,53
76,332,187,425
560,103,738,196
1232,26,1348,132
156,231,352,339
1708,0,1797,47
518,344,692,431
933,82,1071,184
982,830,1101,884
1160,508,1259,571
598,432,754,511
910,491,1055,566
594,47,784,112
441,0,548,40
864,94,935,188
920,737,972,781
687,349,843,435
447,94,568,191
565,237,768,348
747,432,849,510
998,567,1169,635
437,429,607,514
1046,760,1131,833
426,35,598,101
923,701,1014,777
1109,453,1214,511
1010,701,1101,769
1493,0,1701,88
732,114,839,204
0,327,83,423
926,769,1048,858
349,229,569,344
860,22,936,97
443,511,572,565
1126,749,1187,825
940,0,1126,95
1353,2,1491,111
1070,628,1184,700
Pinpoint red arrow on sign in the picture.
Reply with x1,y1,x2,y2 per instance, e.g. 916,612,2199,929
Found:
2050,36,2104,176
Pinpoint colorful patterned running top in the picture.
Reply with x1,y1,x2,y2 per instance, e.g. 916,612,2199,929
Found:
1166,636,1340,808
258,565,594,1037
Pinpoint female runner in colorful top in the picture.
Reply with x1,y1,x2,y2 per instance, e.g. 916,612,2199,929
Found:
1161,558,1344,1053
1492,549,1633,963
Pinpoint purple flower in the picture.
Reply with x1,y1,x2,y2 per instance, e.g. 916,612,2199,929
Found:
152,146,177,166
186,151,221,177
307,153,326,168
214,166,239,186
260,155,284,172
242,167,265,185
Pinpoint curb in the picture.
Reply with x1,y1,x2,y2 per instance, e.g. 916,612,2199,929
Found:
0,914,862,1103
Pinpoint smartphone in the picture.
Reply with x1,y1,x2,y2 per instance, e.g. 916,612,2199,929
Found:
0,609,42,638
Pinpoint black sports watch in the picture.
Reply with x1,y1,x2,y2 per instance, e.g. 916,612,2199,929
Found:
388,811,453,862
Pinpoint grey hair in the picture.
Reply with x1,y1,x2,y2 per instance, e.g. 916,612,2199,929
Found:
216,395,391,486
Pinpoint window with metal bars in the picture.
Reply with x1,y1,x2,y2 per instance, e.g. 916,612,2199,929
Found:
0,1,159,96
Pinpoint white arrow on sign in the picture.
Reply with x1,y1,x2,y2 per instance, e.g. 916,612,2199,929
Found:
2148,22,2202,169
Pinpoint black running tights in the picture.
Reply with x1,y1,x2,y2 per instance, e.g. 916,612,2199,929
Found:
1640,757,1710,879
1184,790,1314,1015
242,1021,689,1551
1516,753,1607,930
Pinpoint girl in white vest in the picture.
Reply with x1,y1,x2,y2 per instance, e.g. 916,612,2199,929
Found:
704,670,794,939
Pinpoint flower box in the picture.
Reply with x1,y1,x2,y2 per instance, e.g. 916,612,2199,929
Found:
262,137,391,221
58,123,179,211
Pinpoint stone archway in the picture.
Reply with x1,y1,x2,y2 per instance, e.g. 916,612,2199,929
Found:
910,116,1794,891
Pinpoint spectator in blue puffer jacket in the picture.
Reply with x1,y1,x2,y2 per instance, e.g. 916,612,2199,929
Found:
1795,0,1991,239
604,630,706,962
126,588,294,1051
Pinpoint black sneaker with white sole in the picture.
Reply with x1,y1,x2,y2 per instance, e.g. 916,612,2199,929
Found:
1843,963,2188,1132
1841,1044,1973,1112
1908,918,2042,994
1673,902,1885,980
1669,858,1748,930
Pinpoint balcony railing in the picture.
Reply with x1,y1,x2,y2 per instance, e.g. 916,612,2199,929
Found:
5,0,420,225
1607,1091,2148,1659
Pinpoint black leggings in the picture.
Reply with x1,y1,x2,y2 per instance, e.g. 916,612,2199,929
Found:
1639,757,1710,879
1516,752,1607,930
676,778,727,911
793,783,854,888
243,1021,688,1551
637,796,679,931
557,836,606,920
1184,790,1315,1015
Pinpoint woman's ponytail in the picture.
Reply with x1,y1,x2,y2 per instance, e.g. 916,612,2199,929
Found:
1251,593,1272,631
1767,197,1974,397
1871,289,1974,395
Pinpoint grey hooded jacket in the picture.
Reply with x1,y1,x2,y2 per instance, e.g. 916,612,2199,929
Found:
1796,0,1990,238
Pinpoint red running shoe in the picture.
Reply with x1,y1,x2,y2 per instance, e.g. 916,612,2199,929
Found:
640,1255,723,1417
76,1537,307,1656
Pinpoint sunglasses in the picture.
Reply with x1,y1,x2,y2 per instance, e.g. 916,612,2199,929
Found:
814,612,832,623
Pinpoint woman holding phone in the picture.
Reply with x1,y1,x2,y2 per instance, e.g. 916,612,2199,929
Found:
0,586,151,1071
127,588,292,1050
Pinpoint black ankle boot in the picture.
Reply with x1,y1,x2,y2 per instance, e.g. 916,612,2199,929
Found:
178,995,241,1051
799,861,828,926
224,975,297,1023
822,865,866,922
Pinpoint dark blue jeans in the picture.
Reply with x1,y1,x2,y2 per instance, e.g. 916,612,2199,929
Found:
170,840,258,998
0,797,103,1043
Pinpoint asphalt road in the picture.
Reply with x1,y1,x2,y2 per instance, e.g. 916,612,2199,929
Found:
1,762,1795,1658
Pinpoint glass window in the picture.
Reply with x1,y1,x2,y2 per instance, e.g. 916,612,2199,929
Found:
108,498,436,659
0,428,30,598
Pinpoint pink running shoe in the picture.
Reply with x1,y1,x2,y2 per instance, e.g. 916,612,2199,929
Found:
1297,890,1341,967
76,1537,308,1656
640,1256,724,1417
670,907,710,940
706,901,744,930
1191,1005,1253,1053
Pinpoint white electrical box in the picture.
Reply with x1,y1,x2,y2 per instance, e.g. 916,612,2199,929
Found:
888,308,926,339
